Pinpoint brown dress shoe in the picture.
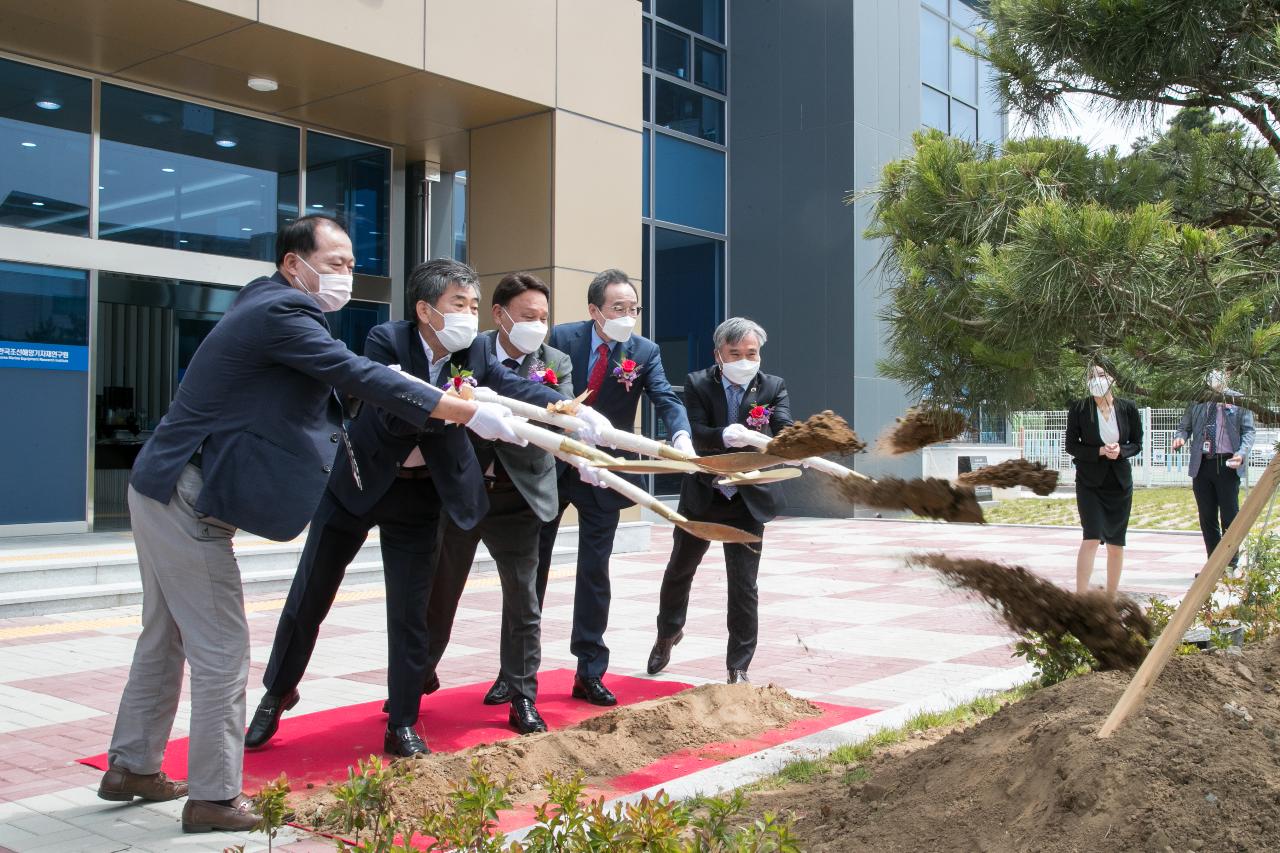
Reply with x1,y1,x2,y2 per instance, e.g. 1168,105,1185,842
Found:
97,766,188,802
182,795,261,833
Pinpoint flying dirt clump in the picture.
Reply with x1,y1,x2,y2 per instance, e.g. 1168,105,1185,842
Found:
766,410,866,459
837,477,985,524
912,553,1151,670
878,407,968,455
957,458,1059,496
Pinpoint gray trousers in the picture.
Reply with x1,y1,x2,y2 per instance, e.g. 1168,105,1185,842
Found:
108,465,246,800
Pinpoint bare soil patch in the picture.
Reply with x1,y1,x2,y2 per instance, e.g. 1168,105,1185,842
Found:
293,683,820,831
746,638,1280,852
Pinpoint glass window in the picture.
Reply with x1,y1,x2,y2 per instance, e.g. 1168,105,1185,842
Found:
0,57,91,236
951,101,978,141
642,129,650,218
306,131,390,277
655,24,690,79
643,19,652,67
452,172,467,263
653,227,723,392
695,41,726,93
951,29,978,103
328,299,390,354
922,0,948,12
953,0,983,30
99,85,298,260
921,9,949,90
654,78,724,144
922,85,949,131
657,0,725,43
653,132,725,233
643,72,651,121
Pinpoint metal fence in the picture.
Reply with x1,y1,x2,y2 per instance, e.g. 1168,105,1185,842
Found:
1007,408,1279,488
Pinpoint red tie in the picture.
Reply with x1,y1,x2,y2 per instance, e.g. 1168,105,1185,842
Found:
586,343,610,401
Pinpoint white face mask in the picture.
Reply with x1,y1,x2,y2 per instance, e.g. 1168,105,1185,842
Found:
295,256,352,313
599,314,636,343
1207,370,1227,393
1087,376,1111,398
502,308,548,355
429,304,479,353
720,357,760,386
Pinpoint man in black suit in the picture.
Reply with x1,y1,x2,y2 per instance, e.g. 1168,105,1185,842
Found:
103,219,522,833
647,317,793,684
244,259,582,758
539,269,692,706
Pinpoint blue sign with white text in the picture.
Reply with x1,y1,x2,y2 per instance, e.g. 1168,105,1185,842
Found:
0,340,89,372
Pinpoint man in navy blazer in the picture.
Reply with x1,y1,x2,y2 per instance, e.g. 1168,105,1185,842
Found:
539,268,692,706
646,318,793,684
246,260,576,758
102,219,522,833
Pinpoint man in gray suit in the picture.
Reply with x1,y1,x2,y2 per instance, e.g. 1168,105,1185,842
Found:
425,272,575,734
1172,369,1257,564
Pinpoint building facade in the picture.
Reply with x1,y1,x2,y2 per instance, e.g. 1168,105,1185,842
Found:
0,0,641,535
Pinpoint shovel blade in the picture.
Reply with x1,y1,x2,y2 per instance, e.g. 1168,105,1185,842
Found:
676,519,762,543
715,467,803,486
694,452,789,474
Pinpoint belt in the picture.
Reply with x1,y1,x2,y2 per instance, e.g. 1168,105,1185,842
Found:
396,466,432,480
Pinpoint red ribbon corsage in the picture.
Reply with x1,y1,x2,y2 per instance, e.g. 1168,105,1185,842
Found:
746,404,773,430
613,358,640,391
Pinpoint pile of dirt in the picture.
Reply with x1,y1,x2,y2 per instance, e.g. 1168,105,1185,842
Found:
767,411,866,459
878,407,969,455
837,476,985,524
912,553,1151,670
293,683,820,831
957,458,1060,496
746,638,1280,853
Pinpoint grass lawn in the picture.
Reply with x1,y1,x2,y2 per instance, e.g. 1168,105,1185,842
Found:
984,484,1280,534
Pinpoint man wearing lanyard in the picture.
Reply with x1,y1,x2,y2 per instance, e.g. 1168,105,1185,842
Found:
1172,369,1256,565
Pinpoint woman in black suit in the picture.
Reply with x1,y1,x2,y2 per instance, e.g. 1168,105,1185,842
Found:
1065,364,1143,596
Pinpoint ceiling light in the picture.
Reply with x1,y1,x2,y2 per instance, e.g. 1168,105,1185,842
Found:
20,141,36,148
35,100,61,111
310,203,324,208
143,112,171,125
215,137,238,148
161,167,175,173
247,76,278,93
354,203,365,208
179,239,189,244
98,185,105,190
31,201,44,206
240,227,252,232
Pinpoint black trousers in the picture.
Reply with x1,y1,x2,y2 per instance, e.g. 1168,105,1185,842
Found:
262,479,441,728
657,491,765,672
1192,455,1242,560
426,483,544,701
538,473,622,678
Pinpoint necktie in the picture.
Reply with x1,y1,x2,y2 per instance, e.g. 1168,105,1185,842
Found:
503,357,520,372
1214,403,1231,456
719,383,745,499
586,343,610,401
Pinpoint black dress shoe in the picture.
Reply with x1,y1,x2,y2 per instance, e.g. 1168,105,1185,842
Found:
646,630,683,675
381,671,440,714
384,725,430,758
244,689,299,748
508,697,548,734
728,669,750,684
484,676,514,706
571,675,617,706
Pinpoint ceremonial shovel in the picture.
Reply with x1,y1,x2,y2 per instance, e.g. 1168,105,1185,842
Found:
733,431,871,481
502,420,761,544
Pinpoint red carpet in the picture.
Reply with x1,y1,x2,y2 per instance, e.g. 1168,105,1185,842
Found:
79,669,690,791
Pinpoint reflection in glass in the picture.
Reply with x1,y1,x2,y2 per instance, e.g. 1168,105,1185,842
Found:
952,101,978,141
643,130,650,218
452,172,468,263
653,227,724,391
655,24,690,79
951,29,978,103
695,41,726,93
0,57,91,235
657,0,725,43
0,260,88,346
328,299,391,355
643,72,651,121
922,85,949,132
306,131,391,276
643,18,652,67
922,0,948,12
99,85,299,260
953,0,983,30
920,9,949,90
654,78,724,143
654,132,725,234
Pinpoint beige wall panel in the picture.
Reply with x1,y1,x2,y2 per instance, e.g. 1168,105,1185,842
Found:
469,113,553,278
259,0,425,70
552,112,641,281
549,267,593,326
424,0,555,108
555,0,640,129
183,0,256,18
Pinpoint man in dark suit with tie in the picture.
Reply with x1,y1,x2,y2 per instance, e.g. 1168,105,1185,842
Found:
101,219,523,833
647,317,793,684
424,272,577,734
245,260,579,758
539,268,692,706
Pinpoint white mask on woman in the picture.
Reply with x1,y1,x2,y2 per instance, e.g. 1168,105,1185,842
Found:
502,308,548,355
295,256,352,313
1087,376,1111,398
429,304,479,352
720,358,760,386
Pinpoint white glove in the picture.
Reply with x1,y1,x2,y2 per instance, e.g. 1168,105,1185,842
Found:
574,406,615,448
385,363,429,386
575,459,607,488
465,401,528,446
671,432,695,456
722,423,754,449
784,458,813,468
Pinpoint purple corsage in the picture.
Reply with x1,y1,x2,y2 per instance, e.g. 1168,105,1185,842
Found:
746,404,773,430
442,365,477,393
527,359,559,386
613,358,640,391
